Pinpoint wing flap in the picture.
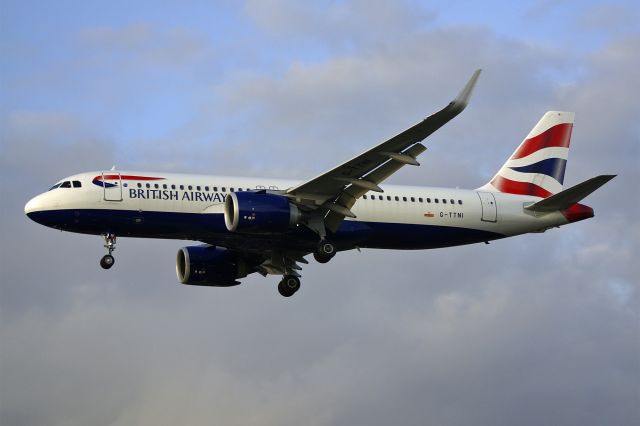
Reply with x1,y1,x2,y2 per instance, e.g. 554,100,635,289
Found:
324,143,428,232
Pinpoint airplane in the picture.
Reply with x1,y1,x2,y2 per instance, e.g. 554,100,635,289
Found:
24,70,615,297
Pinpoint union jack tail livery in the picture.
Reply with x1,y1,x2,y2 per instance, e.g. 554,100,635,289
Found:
481,111,574,198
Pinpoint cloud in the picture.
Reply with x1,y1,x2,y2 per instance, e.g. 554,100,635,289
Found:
77,23,211,68
1,1,639,425
0,111,114,185
203,27,564,184
244,0,434,47
578,3,640,34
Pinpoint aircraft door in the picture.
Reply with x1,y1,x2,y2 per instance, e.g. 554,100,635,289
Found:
102,172,123,201
477,191,497,222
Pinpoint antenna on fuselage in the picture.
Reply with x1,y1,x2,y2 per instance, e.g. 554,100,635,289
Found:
110,165,116,171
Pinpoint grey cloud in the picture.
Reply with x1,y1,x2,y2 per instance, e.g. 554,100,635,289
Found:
2,239,636,425
1,3,639,426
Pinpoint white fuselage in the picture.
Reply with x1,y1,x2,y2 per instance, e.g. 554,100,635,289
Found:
25,170,570,252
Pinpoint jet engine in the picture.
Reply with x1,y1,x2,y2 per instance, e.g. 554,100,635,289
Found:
176,246,250,286
224,191,301,234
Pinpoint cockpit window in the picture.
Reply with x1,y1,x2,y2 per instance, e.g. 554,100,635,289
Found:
60,181,71,188
72,180,82,188
49,183,62,191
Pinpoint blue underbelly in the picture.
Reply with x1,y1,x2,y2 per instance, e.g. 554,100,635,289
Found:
27,209,504,251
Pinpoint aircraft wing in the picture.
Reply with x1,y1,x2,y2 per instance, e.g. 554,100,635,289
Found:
286,69,481,232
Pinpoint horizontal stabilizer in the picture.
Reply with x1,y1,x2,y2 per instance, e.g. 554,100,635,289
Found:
525,175,615,212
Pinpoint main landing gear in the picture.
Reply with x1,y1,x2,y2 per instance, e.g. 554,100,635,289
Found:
100,233,116,269
313,239,336,264
277,239,336,297
278,275,301,297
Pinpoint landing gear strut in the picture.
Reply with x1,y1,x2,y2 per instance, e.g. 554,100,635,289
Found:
100,233,116,269
278,275,301,297
313,239,336,264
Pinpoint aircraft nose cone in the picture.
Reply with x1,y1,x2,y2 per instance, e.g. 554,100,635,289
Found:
24,193,49,224
25,195,41,215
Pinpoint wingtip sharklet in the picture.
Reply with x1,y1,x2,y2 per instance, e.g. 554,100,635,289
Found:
451,69,482,111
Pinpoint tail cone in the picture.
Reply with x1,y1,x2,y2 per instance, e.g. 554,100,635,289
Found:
561,203,594,223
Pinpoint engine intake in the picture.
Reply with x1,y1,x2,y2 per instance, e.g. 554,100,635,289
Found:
224,191,301,234
176,246,249,287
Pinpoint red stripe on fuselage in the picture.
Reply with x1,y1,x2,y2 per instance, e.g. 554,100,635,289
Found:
94,175,165,181
511,123,573,159
490,176,553,198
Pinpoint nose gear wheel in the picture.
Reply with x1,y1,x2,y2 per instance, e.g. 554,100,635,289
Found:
100,233,117,269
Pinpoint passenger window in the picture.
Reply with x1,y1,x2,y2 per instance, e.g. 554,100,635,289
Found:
154,184,159,189
180,185,184,190
222,187,226,192
402,196,407,202
72,180,81,188
387,196,391,201
230,187,234,192
60,181,71,188
443,199,447,204
458,200,463,205
427,198,431,203
410,197,415,202
187,185,192,190
171,185,176,190
363,195,367,200
394,196,399,201
213,186,218,191
434,199,439,203
137,183,142,188
419,198,423,202
162,184,167,189
146,183,150,188
450,199,455,204
197,186,201,191
205,186,209,191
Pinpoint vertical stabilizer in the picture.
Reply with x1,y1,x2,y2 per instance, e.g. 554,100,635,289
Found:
479,111,574,198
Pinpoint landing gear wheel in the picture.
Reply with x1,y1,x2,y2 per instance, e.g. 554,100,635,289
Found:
314,240,336,264
100,254,115,269
100,233,117,270
278,275,301,297
313,252,332,263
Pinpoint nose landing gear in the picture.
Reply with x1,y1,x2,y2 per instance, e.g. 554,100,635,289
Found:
100,233,116,269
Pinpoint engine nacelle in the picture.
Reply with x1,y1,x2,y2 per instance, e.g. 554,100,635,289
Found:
176,246,249,287
224,191,301,234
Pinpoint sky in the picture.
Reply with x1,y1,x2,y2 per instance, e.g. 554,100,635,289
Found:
1,1,639,425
